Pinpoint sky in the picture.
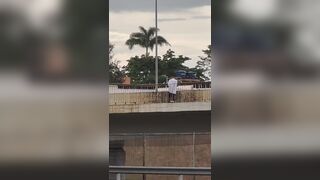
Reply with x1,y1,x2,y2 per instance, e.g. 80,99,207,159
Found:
12,0,320,67
109,0,211,67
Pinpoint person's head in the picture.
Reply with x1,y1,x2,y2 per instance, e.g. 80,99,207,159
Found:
170,76,175,79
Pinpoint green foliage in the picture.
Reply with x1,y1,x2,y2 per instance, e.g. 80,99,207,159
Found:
109,42,114,61
109,60,125,83
124,49,206,84
125,55,155,84
109,42,125,83
159,49,190,78
189,67,208,81
196,45,212,80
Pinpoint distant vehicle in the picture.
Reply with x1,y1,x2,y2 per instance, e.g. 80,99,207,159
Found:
175,70,200,83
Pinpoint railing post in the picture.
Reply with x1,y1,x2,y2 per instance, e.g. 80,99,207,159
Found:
192,132,196,180
192,131,195,167
143,133,146,180
179,175,184,180
116,173,121,180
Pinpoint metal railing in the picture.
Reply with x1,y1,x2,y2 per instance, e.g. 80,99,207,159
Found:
109,166,211,180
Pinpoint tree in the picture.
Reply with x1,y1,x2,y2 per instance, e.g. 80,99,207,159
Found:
189,67,208,81
124,55,155,84
108,42,125,83
109,60,125,83
159,49,190,78
196,45,212,79
124,49,206,84
109,42,114,61
125,26,170,57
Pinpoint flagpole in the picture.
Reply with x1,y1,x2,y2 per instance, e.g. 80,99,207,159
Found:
155,0,158,93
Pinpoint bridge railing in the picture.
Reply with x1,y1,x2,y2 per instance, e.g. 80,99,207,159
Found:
109,166,211,180
109,82,211,105
109,82,211,94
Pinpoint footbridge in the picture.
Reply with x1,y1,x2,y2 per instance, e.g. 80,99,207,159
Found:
109,82,211,114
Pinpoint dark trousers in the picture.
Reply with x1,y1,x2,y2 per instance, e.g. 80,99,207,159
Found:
168,93,176,102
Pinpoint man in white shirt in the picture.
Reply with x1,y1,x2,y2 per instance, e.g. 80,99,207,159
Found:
167,76,178,103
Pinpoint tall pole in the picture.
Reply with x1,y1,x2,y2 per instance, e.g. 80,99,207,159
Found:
155,0,158,93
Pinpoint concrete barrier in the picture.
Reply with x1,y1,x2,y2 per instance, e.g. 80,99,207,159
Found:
109,89,211,105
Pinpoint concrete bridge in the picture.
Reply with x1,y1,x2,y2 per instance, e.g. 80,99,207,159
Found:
108,84,212,178
109,84,211,114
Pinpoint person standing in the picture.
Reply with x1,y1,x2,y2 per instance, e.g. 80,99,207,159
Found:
167,76,178,103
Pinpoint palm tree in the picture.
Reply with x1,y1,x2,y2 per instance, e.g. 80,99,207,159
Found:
125,26,170,57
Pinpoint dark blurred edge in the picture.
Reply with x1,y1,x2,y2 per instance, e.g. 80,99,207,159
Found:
110,111,211,134
0,162,107,180
211,1,320,180
214,155,320,180
0,0,110,179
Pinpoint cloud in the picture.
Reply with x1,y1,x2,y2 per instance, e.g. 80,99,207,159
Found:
109,31,129,44
158,18,187,22
109,5,211,67
109,0,211,12
187,5,211,16
191,16,211,20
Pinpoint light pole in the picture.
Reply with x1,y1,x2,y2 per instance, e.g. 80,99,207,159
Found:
155,0,158,93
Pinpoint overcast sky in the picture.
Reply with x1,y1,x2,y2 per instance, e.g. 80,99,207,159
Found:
109,0,211,67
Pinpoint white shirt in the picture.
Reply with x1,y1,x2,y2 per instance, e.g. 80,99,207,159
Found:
167,78,178,94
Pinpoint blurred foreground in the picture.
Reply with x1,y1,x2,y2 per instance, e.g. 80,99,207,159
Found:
213,0,320,179
0,0,108,179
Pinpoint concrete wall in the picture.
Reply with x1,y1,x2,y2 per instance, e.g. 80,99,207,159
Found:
109,90,211,113
109,102,211,113
110,111,211,134
109,89,211,105
110,134,211,180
